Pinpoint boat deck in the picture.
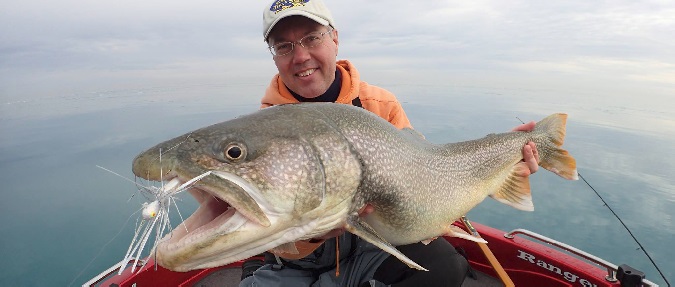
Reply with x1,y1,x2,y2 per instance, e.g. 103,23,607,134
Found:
191,265,504,287
193,267,241,286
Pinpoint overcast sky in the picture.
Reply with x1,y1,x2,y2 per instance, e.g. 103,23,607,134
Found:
1,0,674,105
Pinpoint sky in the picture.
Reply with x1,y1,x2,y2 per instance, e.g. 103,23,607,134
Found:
2,0,674,103
1,0,674,139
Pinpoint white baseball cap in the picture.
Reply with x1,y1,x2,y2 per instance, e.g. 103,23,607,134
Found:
263,0,336,40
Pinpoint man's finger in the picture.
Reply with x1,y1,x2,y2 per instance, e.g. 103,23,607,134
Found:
523,143,539,174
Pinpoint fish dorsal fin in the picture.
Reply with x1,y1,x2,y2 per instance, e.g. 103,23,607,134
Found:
345,215,428,271
489,162,535,211
401,127,426,140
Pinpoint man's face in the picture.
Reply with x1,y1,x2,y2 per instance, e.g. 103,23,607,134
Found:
268,16,339,98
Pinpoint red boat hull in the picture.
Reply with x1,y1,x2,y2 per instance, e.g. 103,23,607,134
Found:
447,222,618,287
91,221,636,287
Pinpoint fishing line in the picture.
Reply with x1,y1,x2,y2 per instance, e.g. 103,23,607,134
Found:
71,165,170,285
578,173,670,286
74,144,205,284
516,116,670,286
67,209,140,287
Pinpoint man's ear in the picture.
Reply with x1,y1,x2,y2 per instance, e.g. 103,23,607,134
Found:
332,29,339,55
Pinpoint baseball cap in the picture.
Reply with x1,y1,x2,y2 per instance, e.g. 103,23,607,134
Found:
263,0,336,40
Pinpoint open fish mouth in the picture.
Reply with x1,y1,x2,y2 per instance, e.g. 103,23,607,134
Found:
155,171,271,253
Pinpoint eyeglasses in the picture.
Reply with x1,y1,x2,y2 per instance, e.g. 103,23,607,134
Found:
268,28,334,57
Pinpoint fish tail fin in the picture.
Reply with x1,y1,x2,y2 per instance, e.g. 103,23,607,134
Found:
489,162,534,211
535,113,579,180
489,113,577,211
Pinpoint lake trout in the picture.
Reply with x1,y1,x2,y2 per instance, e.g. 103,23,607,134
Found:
131,103,578,271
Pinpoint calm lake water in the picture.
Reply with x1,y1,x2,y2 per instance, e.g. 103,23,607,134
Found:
0,82,673,286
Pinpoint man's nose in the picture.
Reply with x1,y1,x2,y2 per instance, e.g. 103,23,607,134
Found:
291,43,311,63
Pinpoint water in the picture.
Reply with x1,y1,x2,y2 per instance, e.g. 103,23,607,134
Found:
0,82,673,286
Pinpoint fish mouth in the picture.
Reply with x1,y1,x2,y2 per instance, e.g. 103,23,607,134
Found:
153,171,275,266
158,186,243,248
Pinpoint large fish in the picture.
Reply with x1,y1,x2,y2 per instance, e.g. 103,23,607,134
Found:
131,103,577,272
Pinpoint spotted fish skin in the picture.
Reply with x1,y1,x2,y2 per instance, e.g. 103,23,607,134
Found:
131,103,577,271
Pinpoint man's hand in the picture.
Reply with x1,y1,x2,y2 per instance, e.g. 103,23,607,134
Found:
512,121,540,175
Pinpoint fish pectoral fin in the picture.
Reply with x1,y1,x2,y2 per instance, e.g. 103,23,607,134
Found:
444,225,487,243
345,216,428,271
489,162,535,211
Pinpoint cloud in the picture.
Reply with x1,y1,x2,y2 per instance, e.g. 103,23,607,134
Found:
1,0,674,104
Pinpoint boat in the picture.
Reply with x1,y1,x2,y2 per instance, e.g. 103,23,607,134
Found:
84,219,658,287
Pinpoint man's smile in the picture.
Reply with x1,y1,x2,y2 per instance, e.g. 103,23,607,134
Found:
296,68,317,77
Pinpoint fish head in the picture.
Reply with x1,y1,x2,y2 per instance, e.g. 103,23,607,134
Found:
131,104,362,271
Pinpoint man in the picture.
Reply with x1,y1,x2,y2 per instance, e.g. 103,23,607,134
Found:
240,1,539,286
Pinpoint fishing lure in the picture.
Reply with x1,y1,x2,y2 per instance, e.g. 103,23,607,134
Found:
93,135,215,274
115,170,213,274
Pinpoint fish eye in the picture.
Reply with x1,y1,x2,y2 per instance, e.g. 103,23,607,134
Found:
224,143,246,161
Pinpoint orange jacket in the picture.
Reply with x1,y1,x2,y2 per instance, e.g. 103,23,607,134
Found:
261,59,412,129
261,60,413,259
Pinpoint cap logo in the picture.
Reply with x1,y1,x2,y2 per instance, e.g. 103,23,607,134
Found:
270,0,310,14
